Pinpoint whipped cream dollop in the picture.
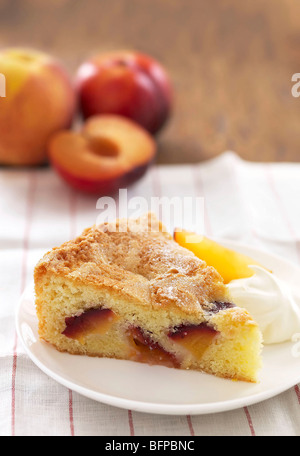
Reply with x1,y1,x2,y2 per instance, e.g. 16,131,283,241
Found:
227,265,300,344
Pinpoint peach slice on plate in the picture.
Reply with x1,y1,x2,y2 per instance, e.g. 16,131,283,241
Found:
48,114,156,194
174,230,264,284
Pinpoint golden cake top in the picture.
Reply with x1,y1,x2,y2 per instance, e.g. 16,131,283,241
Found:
35,213,230,315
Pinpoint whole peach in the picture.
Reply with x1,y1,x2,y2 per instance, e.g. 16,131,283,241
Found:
0,48,76,166
75,50,173,135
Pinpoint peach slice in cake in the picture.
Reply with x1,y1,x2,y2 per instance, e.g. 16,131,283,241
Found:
34,213,262,382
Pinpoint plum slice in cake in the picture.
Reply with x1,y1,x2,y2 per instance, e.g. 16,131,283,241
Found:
34,213,262,382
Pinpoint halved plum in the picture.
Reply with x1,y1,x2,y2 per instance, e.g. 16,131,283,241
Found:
168,323,219,360
62,307,119,344
128,326,180,368
48,115,156,195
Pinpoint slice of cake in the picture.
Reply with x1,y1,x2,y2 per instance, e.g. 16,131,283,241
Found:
34,213,262,382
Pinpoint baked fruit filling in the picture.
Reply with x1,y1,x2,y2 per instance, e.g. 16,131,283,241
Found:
62,308,119,344
209,301,236,313
127,326,179,368
61,302,234,369
35,212,263,382
168,323,219,360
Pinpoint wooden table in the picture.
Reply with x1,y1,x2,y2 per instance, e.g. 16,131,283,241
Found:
0,0,300,163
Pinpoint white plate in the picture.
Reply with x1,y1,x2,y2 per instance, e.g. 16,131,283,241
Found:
16,240,300,415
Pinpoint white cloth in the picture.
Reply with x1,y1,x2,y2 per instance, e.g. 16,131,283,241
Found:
0,151,299,436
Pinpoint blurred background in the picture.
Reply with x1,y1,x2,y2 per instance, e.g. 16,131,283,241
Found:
1,0,300,164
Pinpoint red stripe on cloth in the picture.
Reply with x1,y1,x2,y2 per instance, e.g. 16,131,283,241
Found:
186,415,195,436
69,389,75,436
244,406,256,436
128,410,135,436
11,172,37,436
11,334,18,436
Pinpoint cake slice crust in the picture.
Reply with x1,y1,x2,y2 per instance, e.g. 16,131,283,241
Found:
34,213,262,382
